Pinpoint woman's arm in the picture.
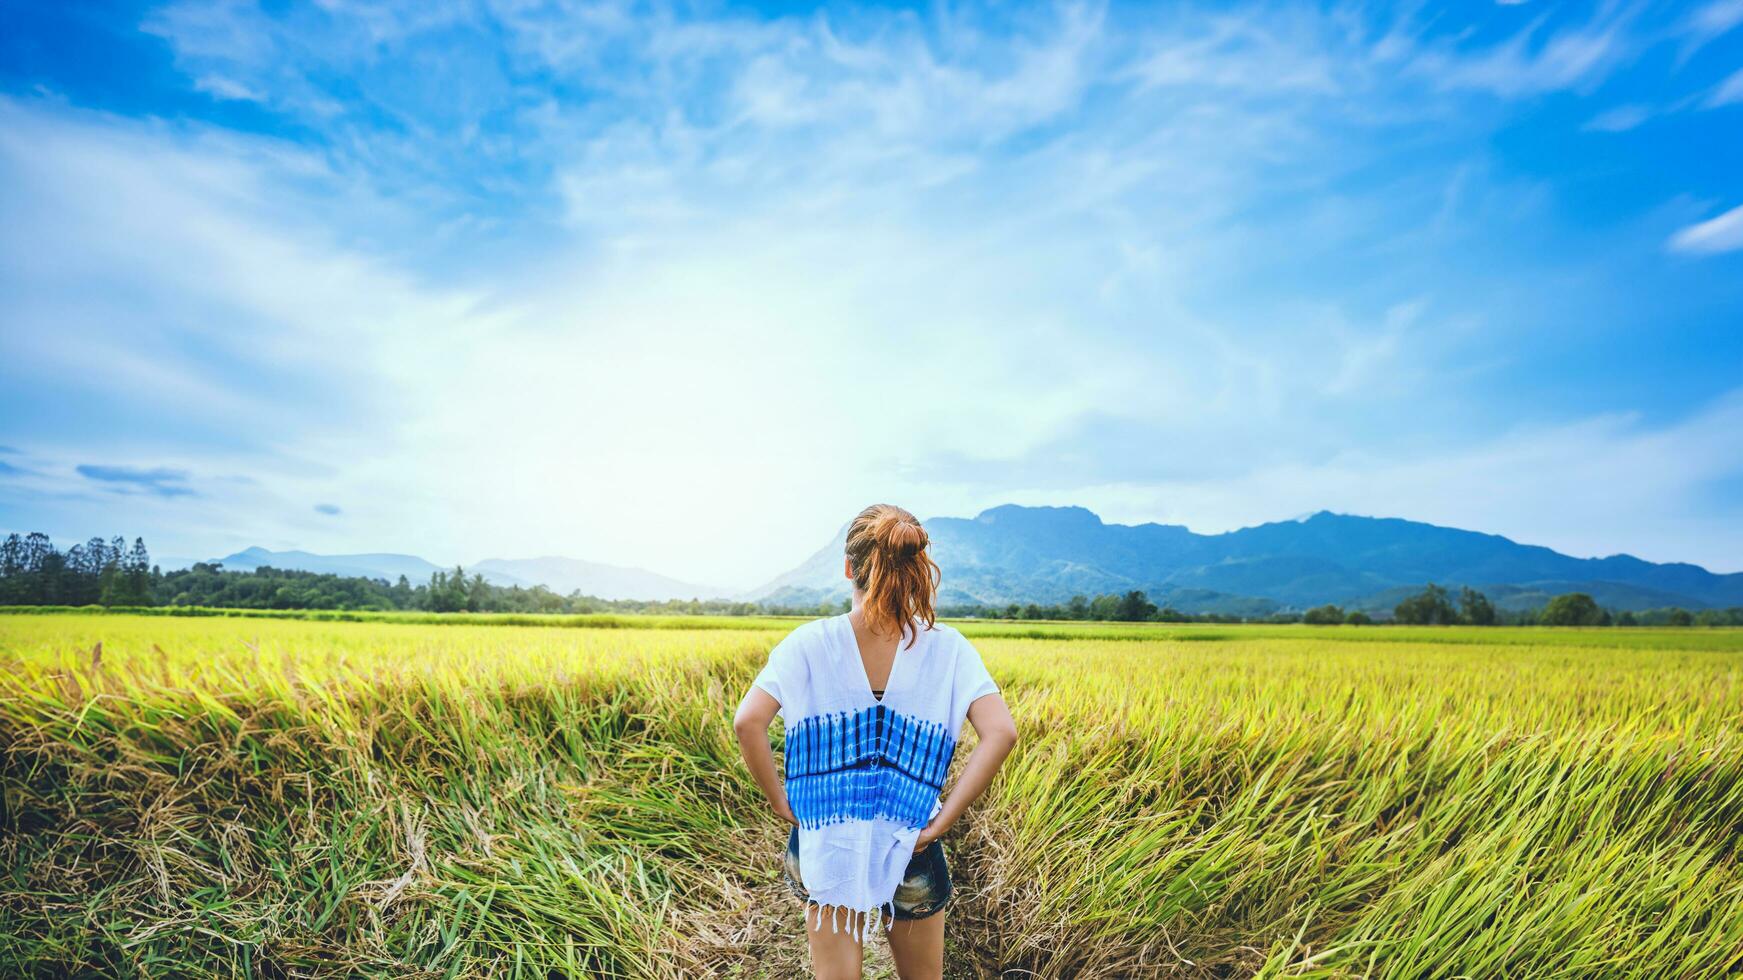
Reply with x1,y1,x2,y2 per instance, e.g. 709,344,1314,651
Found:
915,692,1018,850
733,687,799,827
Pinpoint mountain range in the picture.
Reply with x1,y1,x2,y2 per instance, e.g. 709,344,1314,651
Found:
748,505,1743,615
181,505,1741,612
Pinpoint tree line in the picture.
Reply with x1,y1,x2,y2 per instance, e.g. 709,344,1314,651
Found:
1299,582,1743,627
0,532,765,615
947,585,1741,626
942,592,1259,623
0,533,153,606
2,532,1739,625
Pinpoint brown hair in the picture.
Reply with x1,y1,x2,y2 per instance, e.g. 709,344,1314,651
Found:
845,504,939,648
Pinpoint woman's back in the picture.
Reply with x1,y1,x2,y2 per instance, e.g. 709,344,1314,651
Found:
733,504,1018,978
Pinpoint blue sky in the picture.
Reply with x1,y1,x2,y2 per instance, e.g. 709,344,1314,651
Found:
2,0,1741,587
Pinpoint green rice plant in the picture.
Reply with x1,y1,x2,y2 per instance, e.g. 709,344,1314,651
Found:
2,614,1740,978
0,617,788,977
955,636,1743,977
11,604,1740,650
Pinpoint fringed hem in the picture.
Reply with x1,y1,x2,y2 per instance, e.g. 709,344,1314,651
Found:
804,900,895,945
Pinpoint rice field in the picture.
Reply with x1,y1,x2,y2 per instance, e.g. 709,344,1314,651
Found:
2,612,1741,978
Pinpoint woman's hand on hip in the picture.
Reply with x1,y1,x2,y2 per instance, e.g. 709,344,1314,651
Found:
913,815,949,852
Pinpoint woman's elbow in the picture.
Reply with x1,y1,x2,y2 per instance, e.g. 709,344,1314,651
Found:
732,706,765,739
988,722,1019,753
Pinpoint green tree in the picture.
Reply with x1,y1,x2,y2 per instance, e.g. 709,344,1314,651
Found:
1395,584,1457,625
1089,594,1120,621
1666,608,1693,627
1303,604,1345,625
1540,592,1602,626
447,567,470,611
38,549,68,604
1066,595,1089,619
1616,610,1638,626
0,533,23,605
1114,590,1157,622
1458,587,1496,626
427,570,465,612
96,537,126,607
1346,611,1374,625
97,567,125,606
120,538,152,605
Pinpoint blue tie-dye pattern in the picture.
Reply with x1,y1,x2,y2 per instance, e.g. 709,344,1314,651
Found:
784,704,957,829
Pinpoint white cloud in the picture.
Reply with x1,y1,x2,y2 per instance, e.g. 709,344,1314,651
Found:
1708,66,1743,107
5,65,1482,584
1685,0,1743,44
1127,10,1346,95
193,74,263,102
6,2,1738,586
1668,203,1743,254
1409,15,1630,97
1583,103,1652,131
1050,390,1743,573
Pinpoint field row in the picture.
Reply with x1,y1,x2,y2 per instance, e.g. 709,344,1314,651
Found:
2,615,1741,977
7,603,1743,649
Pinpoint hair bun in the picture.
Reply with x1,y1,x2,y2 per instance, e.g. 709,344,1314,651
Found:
872,512,927,557
844,504,940,646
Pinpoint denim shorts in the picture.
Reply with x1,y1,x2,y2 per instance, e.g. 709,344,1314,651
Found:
781,826,953,920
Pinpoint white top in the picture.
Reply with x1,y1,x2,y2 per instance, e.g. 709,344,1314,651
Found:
752,614,999,937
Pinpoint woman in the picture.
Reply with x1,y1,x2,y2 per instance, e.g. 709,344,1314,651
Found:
734,504,1019,980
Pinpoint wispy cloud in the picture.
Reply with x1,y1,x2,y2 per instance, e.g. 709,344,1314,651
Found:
1684,0,1743,45
1668,203,1743,254
193,74,262,102
1409,13,1632,97
1584,103,1652,131
1708,66,1743,107
1048,388,1743,572
3,0,1740,579
76,465,197,498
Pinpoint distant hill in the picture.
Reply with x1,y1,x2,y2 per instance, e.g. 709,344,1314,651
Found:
153,555,202,572
213,547,464,583
750,505,1743,613
208,547,720,600
472,556,722,601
